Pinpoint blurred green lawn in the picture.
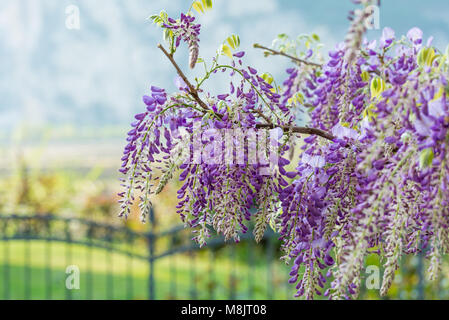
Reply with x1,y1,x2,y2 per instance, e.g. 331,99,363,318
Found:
0,240,293,300
1,241,448,300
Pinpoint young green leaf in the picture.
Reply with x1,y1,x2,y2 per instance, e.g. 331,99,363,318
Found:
202,0,213,9
312,33,320,42
227,38,235,49
261,73,274,85
192,0,212,14
192,1,204,14
221,44,233,59
370,77,386,99
419,148,434,169
361,71,370,82
417,47,437,67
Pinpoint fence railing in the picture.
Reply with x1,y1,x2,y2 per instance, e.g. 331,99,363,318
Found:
0,211,292,300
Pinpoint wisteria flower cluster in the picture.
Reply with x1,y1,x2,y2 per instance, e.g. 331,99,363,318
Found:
162,13,201,69
119,0,449,299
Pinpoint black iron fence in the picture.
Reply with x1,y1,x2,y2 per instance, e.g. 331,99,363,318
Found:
0,211,292,300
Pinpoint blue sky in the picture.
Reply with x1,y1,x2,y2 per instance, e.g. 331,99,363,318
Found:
0,0,448,135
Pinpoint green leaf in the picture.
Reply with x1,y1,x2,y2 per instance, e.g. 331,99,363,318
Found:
305,40,311,49
221,44,233,59
202,0,213,9
159,11,168,21
193,0,212,14
192,1,204,14
417,47,437,67
288,92,305,105
261,73,274,85
361,71,370,82
149,15,162,25
362,103,377,121
232,35,240,47
419,148,434,169
278,33,288,39
227,38,235,49
370,77,386,99
149,10,169,27
224,35,240,50
163,29,173,42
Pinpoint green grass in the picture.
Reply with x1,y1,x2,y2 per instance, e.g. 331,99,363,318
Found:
2,241,444,300
0,240,293,300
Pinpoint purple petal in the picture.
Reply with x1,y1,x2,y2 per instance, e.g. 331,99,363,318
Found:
143,95,155,106
233,51,245,58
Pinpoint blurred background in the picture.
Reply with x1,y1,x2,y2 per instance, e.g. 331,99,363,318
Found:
0,0,449,300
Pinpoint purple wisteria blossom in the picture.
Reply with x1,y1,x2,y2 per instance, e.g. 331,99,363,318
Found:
120,0,449,300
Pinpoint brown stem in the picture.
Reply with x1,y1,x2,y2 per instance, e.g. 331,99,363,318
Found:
157,43,211,112
253,109,272,124
253,43,322,68
256,123,335,141
158,43,335,142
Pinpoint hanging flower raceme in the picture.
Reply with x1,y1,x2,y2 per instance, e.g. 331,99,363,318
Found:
163,13,201,69
276,19,449,298
121,2,449,300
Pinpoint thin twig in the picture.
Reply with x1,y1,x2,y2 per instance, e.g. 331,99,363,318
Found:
158,43,335,142
253,43,322,68
253,109,272,124
256,123,335,141
157,43,211,112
